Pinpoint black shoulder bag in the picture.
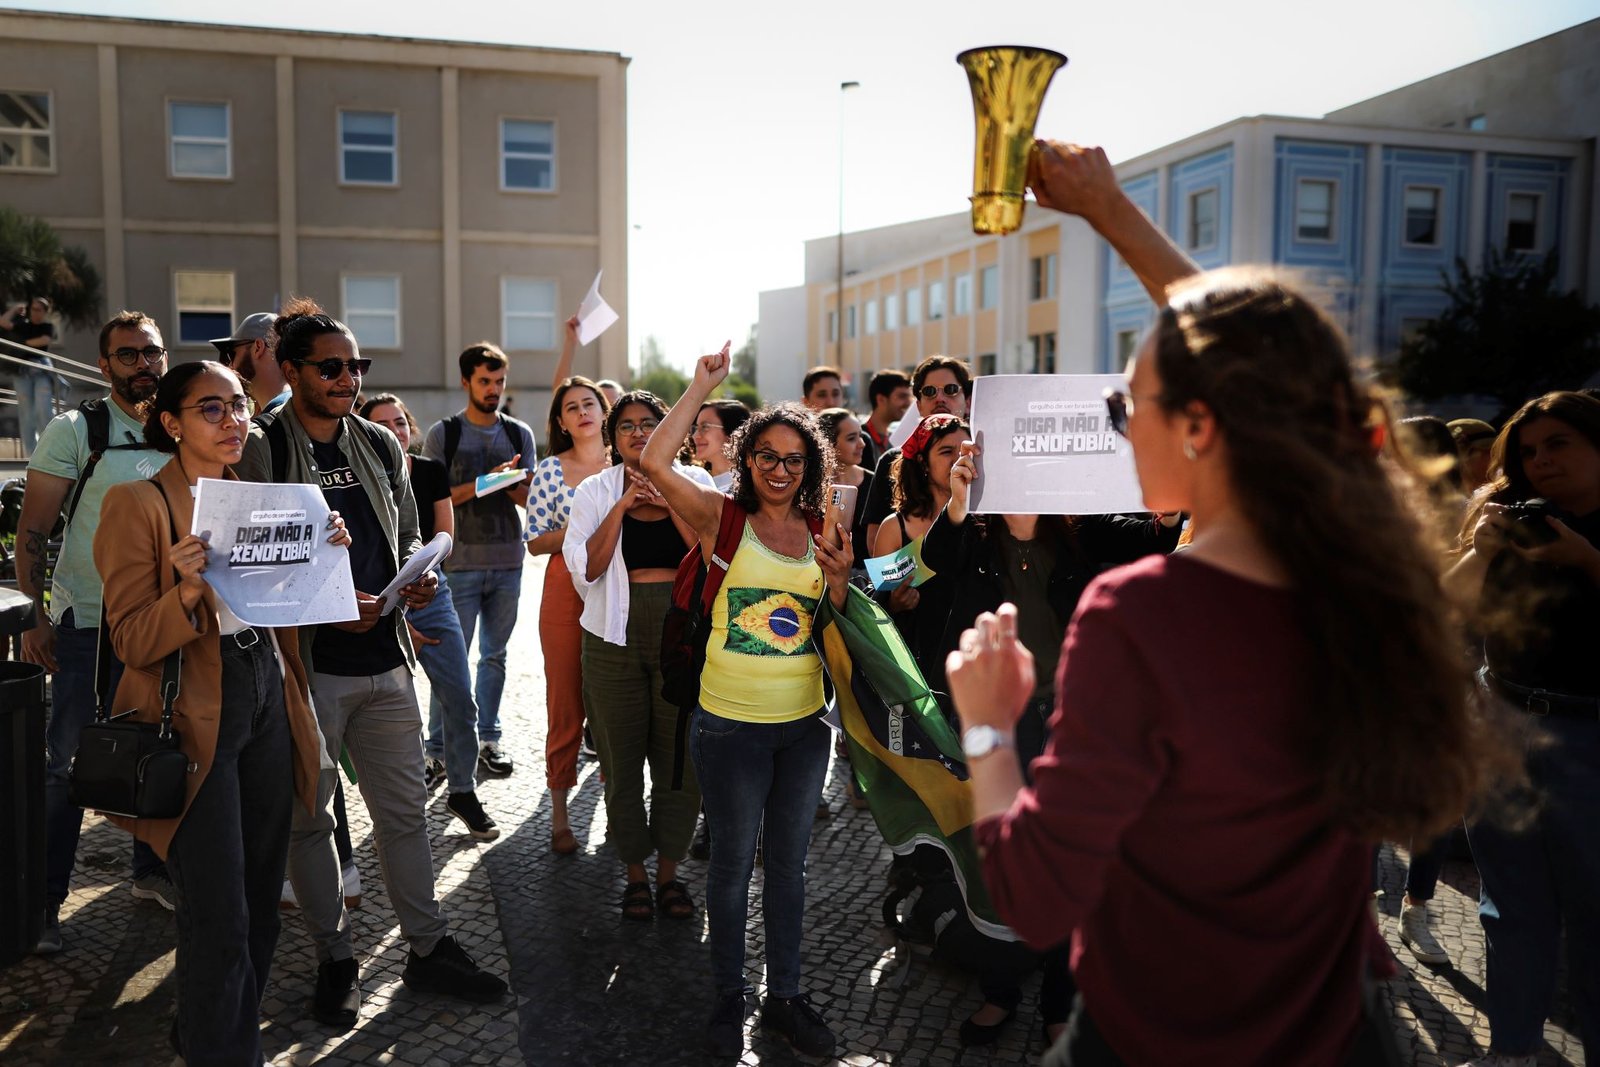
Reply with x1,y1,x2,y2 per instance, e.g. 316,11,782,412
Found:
67,481,188,820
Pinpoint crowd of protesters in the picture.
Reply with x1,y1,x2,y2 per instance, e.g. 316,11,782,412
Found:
10,137,1598,1067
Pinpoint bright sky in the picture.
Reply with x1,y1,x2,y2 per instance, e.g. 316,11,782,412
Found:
13,0,1600,372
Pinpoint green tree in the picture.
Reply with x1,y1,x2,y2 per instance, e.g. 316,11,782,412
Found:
635,335,688,404
718,323,761,409
0,206,103,328
1397,250,1600,418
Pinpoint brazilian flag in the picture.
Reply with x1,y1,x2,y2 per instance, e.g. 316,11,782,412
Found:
815,585,1019,941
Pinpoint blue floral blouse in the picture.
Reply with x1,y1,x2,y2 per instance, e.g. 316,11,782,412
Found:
526,455,579,536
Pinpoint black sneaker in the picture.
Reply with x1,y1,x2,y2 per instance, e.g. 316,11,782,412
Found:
447,791,501,841
423,756,446,791
707,988,751,1057
34,902,63,955
478,742,514,776
312,956,361,1029
580,726,597,758
760,993,835,1058
402,935,507,1003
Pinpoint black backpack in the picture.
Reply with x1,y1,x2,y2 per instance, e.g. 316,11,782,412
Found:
440,412,520,471
259,408,396,487
61,398,160,528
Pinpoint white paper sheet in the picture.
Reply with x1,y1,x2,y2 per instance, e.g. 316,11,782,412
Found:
380,532,453,616
888,413,918,450
576,270,619,346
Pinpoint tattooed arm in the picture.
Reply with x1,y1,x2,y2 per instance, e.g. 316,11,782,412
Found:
15,470,72,673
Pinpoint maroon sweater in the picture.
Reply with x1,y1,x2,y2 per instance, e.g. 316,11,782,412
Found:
975,554,1384,1066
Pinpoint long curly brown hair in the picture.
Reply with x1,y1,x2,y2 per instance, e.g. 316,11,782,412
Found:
727,403,835,519
1155,268,1523,842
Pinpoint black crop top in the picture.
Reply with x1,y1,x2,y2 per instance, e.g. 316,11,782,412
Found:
622,514,686,571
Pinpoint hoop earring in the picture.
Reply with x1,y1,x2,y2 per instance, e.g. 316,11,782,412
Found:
1183,441,1197,461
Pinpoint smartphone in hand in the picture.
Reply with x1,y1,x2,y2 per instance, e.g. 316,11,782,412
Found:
823,483,858,548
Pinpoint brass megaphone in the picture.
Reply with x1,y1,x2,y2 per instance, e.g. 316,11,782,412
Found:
958,45,1068,235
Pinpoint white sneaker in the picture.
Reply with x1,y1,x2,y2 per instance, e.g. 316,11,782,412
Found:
1455,1054,1538,1067
342,862,363,910
1398,901,1450,965
131,872,179,911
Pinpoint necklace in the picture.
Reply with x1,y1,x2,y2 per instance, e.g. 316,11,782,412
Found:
1015,541,1033,572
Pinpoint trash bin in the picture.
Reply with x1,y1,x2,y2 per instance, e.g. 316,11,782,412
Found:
0,660,45,968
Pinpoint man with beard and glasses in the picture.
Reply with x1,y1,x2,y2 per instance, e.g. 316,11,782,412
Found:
421,343,538,780
234,300,506,1029
210,311,289,415
17,310,176,953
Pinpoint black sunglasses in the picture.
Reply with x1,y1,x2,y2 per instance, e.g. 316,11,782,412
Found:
1104,389,1129,437
295,357,372,381
917,382,964,399
109,345,168,367
216,340,254,367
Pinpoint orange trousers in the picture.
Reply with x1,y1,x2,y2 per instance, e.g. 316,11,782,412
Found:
540,554,586,791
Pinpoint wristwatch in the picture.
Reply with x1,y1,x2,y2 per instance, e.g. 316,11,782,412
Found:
961,725,1014,760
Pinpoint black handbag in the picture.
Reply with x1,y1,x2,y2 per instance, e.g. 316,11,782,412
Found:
67,480,190,820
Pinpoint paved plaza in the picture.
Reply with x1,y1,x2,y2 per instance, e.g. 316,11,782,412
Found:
0,557,1585,1066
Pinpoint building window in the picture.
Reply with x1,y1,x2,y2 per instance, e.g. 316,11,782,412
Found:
1466,114,1487,132
827,310,838,343
953,272,972,316
884,292,899,331
341,274,401,349
1403,185,1442,246
1115,329,1140,370
1029,254,1057,300
1029,331,1058,374
978,353,996,377
979,265,998,310
501,118,555,192
174,271,234,346
865,299,878,335
0,90,52,171
904,287,921,326
927,280,946,321
1295,179,1336,242
169,101,231,179
846,304,857,339
1506,192,1540,253
339,110,398,186
501,277,556,350
1187,187,1218,250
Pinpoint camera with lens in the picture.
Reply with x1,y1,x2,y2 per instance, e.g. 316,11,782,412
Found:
1500,498,1564,548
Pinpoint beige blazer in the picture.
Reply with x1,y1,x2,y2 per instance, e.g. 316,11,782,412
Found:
92,460,322,859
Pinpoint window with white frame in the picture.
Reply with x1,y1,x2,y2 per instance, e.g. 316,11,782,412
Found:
0,90,52,171
979,265,998,310
1506,192,1540,253
865,299,878,335
978,353,996,376
1188,187,1218,250
904,287,921,325
1029,254,1058,300
1116,329,1140,370
169,101,231,179
341,274,401,349
953,273,972,316
1403,186,1441,246
339,110,398,185
174,271,235,345
501,277,556,350
1295,179,1336,241
884,292,899,331
501,118,555,191
928,280,946,320
846,305,857,339
1031,331,1057,374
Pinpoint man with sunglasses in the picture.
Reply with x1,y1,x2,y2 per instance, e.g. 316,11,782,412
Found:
16,310,176,952
861,355,973,551
210,311,288,415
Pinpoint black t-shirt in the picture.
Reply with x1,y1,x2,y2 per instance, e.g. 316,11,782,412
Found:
862,448,899,532
309,435,405,677
1482,508,1600,695
12,319,54,361
410,455,450,543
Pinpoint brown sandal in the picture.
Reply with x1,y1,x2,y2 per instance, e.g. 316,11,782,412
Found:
621,881,655,921
656,879,696,921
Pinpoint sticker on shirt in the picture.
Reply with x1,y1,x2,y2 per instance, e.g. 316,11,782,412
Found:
726,587,819,657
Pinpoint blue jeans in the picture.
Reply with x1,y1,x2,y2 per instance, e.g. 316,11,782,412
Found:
690,706,830,999
415,572,480,793
1466,715,1600,1058
44,609,165,904
440,567,522,744
15,365,55,456
165,634,292,1067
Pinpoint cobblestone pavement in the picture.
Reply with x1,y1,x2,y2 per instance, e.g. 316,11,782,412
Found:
0,557,1586,1066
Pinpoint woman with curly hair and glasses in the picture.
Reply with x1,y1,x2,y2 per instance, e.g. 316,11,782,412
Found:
563,388,711,920
642,347,854,1060
945,140,1523,1067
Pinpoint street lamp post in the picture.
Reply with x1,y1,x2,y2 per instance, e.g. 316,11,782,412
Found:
835,80,859,369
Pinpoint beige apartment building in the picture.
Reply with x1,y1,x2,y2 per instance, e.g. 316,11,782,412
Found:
0,9,629,425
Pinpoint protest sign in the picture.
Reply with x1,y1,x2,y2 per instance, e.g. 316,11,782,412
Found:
967,374,1145,515
863,536,936,592
191,478,359,628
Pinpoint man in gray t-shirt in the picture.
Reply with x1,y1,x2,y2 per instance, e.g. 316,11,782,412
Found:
421,342,537,778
